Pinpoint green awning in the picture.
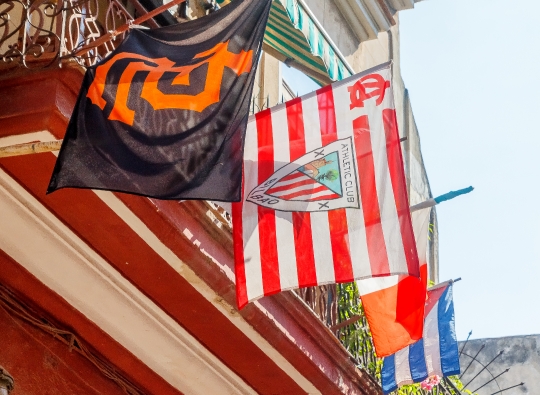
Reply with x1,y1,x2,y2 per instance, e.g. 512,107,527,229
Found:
215,0,353,82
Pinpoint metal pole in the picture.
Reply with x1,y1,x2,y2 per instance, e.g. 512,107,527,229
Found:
74,0,186,57
437,382,453,395
460,344,485,379
463,351,504,389
472,368,510,393
459,330,472,358
490,383,524,395
0,141,63,158
443,377,462,395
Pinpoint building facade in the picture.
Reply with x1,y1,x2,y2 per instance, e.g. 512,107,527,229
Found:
0,0,435,394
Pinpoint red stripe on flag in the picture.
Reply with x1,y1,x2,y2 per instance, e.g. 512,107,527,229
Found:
232,196,248,308
317,85,339,145
255,109,281,296
317,86,354,282
286,98,317,287
353,115,391,276
383,109,419,276
277,185,335,201
280,171,305,182
328,210,354,282
267,178,316,194
309,193,341,201
292,213,317,287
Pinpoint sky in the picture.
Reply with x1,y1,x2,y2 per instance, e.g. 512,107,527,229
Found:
282,0,540,341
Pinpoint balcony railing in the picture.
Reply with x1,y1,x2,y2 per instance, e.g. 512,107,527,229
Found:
0,0,169,71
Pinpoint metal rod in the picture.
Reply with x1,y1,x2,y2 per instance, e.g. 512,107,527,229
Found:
463,350,504,388
443,377,462,394
460,344,485,379
129,0,161,29
490,383,524,395
0,141,63,158
459,330,472,358
437,382,452,395
472,368,509,393
74,0,186,57
330,315,362,332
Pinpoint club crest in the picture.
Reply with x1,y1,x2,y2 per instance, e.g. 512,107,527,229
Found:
247,138,360,212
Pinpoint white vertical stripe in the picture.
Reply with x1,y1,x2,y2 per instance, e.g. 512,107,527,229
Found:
332,79,372,279
394,347,413,386
271,106,299,291
302,94,335,283
412,208,431,268
368,69,408,274
242,120,264,301
423,301,442,377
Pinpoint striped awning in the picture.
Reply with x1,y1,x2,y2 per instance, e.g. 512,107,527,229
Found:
215,0,353,82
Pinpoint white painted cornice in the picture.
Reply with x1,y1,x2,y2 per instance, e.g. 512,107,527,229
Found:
386,0,415,12
0,134,257,395
0,131,322,395
333,0,424,42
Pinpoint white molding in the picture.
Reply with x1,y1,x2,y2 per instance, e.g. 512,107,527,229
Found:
0,132,322,395
0,166,257,395
386,0,416,11
333,0,424,43
334,0,393,42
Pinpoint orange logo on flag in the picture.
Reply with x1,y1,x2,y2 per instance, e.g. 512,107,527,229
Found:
87,41,253,126
348,73,391,109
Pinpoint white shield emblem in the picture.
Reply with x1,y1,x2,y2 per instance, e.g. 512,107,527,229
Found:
247,138,360,212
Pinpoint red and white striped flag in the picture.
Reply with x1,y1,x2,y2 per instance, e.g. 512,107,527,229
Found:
357,207,431,357
232,63,419,308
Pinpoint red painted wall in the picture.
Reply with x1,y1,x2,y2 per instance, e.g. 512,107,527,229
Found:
0,301,130,395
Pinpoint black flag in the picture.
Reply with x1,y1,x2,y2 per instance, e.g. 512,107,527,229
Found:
48,0,272,201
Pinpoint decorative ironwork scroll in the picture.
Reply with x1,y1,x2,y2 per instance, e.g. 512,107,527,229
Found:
0,0,133,69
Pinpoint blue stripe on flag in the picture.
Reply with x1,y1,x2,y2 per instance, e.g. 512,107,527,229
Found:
381,354,398,394
438,285,461,376
409,339,429,382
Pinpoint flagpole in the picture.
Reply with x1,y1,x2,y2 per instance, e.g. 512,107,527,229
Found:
74,0,186,57
410,187,474,212
0,141,63,158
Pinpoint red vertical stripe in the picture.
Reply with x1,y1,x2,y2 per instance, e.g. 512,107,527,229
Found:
255,110,281,296
327,210,354,282
286,98,317,287
317,85,339,145
287,98,307,161
353,115,391,276
383,109,419,276
317,87,354,282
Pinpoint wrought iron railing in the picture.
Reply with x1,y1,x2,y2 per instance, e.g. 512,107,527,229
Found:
0,0,162,70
